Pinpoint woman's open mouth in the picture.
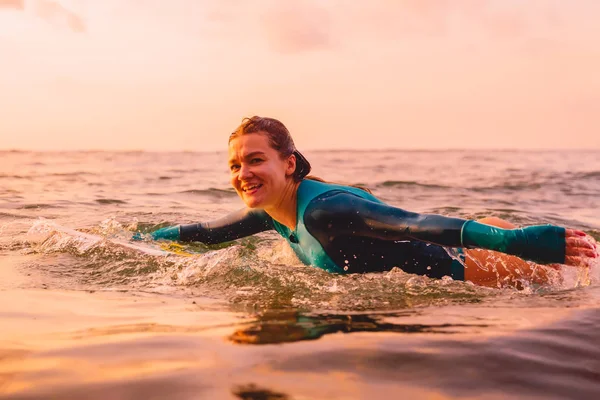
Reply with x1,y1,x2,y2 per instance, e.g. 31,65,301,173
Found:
243,184,263,195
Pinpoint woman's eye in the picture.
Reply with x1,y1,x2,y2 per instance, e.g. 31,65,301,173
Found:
251,158,263,164
230,165,240,172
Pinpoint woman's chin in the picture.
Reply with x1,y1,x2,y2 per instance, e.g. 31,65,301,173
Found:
243,196,265,209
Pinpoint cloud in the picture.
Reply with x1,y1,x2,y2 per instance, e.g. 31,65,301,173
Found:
243,0,561,54
1,0,86,32
334,0,559,42
0,0,24,10
33,0,86,32
261,1,333,54
212,0,332,53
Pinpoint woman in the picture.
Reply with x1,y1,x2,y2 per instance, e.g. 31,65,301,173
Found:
141,116,597,287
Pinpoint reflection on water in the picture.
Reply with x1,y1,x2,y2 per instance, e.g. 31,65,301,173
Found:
229,311,489,345
1,291,599,399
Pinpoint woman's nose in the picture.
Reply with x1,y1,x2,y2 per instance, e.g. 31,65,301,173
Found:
238,163,253,179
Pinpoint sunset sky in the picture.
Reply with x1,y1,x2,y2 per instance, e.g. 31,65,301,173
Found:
1,0,599,151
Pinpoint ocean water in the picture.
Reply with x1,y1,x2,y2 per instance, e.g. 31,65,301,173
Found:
1,150,599,399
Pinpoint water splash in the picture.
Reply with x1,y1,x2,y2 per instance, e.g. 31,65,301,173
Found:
22,219,599,312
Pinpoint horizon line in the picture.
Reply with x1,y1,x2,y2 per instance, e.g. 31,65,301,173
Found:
1,147,599,153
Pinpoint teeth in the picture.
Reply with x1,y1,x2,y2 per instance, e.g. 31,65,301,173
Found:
243,184,261,192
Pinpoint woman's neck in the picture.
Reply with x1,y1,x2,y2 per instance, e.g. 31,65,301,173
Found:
264,180,301,230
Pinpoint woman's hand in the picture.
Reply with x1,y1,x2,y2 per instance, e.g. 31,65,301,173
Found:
564,229,598,267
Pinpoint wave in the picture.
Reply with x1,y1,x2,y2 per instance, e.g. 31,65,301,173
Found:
24,220,599,313
95,199,127,205
47,172,95,177
0,212,32,220
166,168,211,174
179,188,237,198
19,203,61,210
574,171,600,180
378,181,450,189
0,172,95,180
24,220,492,311
470,180,552,191
0,188,22,194
0,174,27,179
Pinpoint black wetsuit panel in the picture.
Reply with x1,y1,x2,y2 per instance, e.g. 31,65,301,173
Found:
324,236,457,277
303,190,465,276
180,208,273,244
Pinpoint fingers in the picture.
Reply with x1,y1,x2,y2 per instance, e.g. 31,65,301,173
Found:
551,228,598,268
566,229,587,237
564,229,597,266
566,247,597,258
566,237,595,250
565,237,597,258
565,229,597,249
565,229,598,261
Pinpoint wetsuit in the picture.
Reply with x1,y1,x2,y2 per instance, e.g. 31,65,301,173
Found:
149,179,566,280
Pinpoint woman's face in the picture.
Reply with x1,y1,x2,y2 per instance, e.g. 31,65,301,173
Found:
228,132,296,209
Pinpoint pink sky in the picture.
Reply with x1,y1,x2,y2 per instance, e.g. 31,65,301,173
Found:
1,0,599,151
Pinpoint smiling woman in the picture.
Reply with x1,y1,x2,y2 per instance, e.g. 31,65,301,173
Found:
138,116,597,287
228,128,297,212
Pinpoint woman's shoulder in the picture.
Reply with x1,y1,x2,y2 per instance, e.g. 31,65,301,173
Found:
298,179,381,204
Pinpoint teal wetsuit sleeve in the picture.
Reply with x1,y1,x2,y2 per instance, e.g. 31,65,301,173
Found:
150,226,180,240
461,221,566,264
149,208,273,244
304,191,566,265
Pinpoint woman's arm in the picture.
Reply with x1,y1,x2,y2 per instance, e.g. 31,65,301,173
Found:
304,191,596,266
142,208,273,244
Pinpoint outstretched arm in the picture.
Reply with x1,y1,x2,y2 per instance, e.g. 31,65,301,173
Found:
304,191,597,266
141,208,273,244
